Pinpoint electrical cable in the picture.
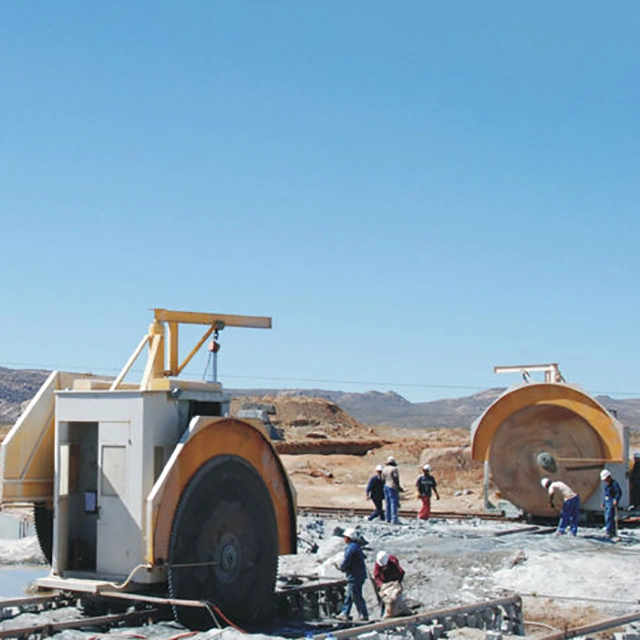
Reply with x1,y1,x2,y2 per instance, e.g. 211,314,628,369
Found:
2,360,639,398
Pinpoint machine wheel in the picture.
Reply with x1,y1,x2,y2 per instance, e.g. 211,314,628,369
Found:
34,504,53,565
168,455,278,630
488,404,604,515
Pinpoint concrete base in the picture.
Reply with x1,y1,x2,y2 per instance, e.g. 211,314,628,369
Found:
35,575,125,594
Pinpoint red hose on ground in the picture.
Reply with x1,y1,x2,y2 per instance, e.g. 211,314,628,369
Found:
212,604,247,633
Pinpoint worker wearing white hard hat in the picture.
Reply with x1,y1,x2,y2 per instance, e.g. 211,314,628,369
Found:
373,550,410,619
336,526,368,621
415,464,439,521
343,527,357,540
540,477,580,536
600,468,622,539
382,456,402,524
366,465,385,522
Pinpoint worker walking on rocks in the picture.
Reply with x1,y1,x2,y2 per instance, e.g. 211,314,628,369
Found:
366,465,385,521
336,528,369,621
373,551,411,619
415,464,440,520
541,477,580,536
382,456,402,524
600,469,623,539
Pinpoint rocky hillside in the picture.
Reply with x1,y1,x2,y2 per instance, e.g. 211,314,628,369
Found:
228,387,502,428
232,387,640,431
2,366,640,430
0,367,49,424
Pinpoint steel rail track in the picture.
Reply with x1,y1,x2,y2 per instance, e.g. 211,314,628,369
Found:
0,594,71,612
308,595,525,639
2,581,638,638
0,606,164,639
297,505,514,521
0,579,348,638
535,609,640,640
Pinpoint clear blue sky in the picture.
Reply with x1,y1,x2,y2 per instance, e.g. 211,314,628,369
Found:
1,2,639,403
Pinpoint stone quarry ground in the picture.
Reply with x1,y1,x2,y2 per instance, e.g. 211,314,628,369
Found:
262,397,640,637
278,424,487,513
0,396,639,638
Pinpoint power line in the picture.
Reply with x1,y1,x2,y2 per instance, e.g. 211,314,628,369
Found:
1,360,639,398
221,373,489,392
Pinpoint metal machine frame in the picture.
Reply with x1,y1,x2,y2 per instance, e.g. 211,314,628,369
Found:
0,309,297,627
472,363,630,517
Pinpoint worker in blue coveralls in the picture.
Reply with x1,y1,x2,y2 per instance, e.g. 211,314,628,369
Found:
541,477,580,536
336,528,369,621
366,465,385,521
600,469,623,540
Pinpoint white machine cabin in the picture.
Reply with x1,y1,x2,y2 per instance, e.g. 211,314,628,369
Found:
49,381,230,585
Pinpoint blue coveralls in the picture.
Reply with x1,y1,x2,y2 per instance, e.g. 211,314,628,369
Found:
603,478,623,537
557,495,580,535
366,474,385,521
339,540,369,620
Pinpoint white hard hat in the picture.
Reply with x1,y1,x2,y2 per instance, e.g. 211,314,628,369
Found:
375,464,384,471
386,456,396,464
540,477,551,489
376,551,389,566
423,464,432,471
634,452,640,460
343,527,357,540
600,469,611,480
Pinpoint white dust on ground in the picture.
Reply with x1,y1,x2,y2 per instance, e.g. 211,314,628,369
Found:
285,514,640,632
0,536,46,565
1,516,640,638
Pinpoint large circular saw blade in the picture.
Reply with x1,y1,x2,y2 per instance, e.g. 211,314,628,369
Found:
34,504,53,565
488,404,604,516
168,455,278,630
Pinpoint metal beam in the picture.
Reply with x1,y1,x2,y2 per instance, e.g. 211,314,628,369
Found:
536,610,640,640
494,363,563,383
153,308,272,329
317,595,523,639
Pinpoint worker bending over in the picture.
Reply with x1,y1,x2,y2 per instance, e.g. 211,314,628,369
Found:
373,551,411,619
541,477,580,536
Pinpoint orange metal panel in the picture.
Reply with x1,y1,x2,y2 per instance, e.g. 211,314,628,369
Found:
149,418,296,564
471,383,624,462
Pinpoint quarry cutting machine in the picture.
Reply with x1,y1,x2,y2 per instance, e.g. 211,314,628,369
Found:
0,309,297,628
471,363,630,518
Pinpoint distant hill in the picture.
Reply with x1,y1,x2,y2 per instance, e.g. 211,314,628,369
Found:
0,367,49,424
1,366,639,431
228,387,505,428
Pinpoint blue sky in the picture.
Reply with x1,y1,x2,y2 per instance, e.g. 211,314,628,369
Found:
1,2,639,403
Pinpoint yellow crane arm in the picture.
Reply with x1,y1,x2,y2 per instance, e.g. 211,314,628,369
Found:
111,309,272,390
